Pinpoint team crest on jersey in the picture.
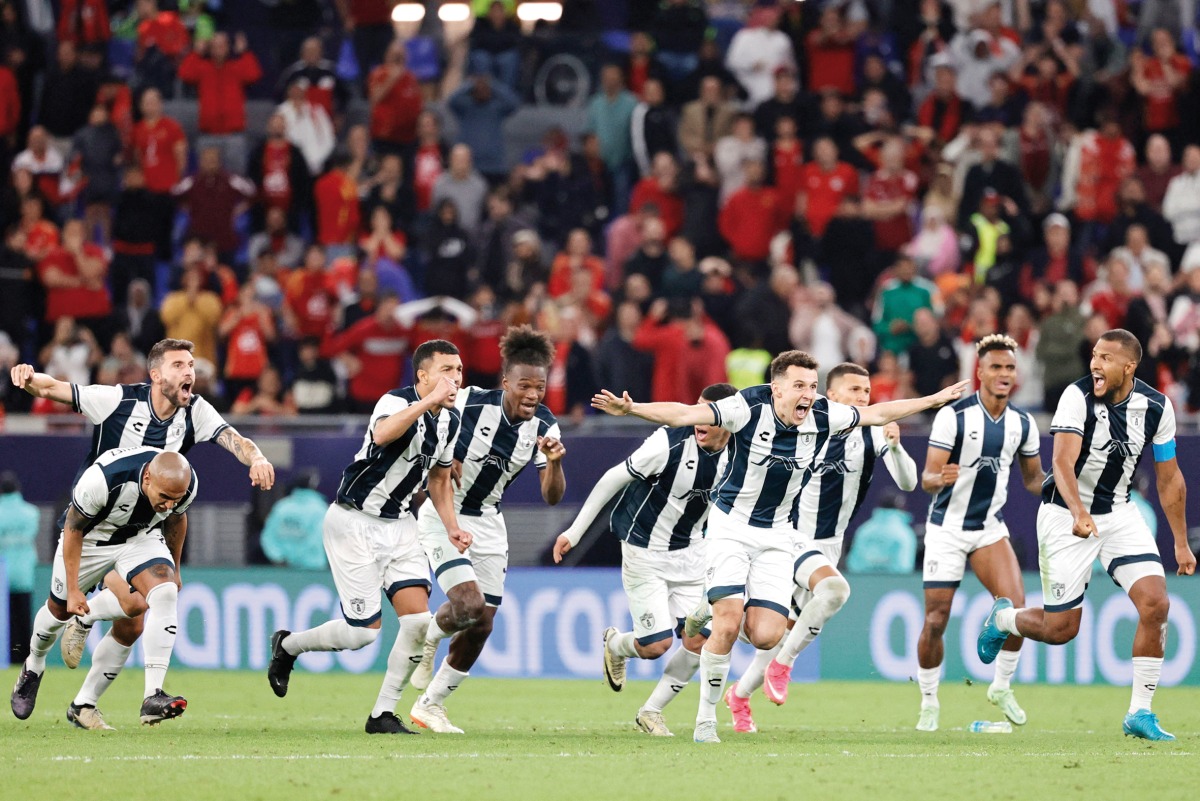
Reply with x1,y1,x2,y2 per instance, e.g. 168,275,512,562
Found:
847,437,861,452
1131,412,1144,428
801,433,814,444
639,611,655,630
170,420,185,438
968,456,1003,474
349,597,367,616
1051,582,1065,600
519,434,536,450
473,453,512,472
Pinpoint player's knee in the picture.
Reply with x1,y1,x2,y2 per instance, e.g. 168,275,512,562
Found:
121,593,149,616
639,638,672,660
1043,617,1080,645
46,596,69,620
145,581,178,609
343,623,380,650
113,614,144,644
818,575,851,612
399,610,432,641
923,608,950,637
1138,592,1170,627
469,612,494,640
450,595,486,629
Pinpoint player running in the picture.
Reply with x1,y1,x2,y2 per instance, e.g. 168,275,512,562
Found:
267,340,467,735
913,335,1044,732
11,447,198,727
723,363,919,733
9,339,274,730
978,329,1195,741
593,350,968,743
406,326,567,734
553,383,736,737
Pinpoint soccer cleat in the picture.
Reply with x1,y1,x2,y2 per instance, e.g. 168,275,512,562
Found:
410,696,464,734
365,711,418,735
267,629,297,698
61,618,92,670
140,689,187,725
915,705,939,732
683,600,712,639
10,666,42,720
977,597,1013,665
601,627,626,692
67,703,115,731
410,636,439,692
693,719,721,743
1123,709,1175,741
724,683,757,733
987,686,1027,725
763,659,792,706
635,708,674,737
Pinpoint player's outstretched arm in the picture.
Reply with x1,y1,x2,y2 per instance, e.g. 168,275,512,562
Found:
590,389,716,428
9,364,73,404
427,462,473,553
537,436,567,506
1153,457,1195,576
216,426,276,490
553,463,637,563
857,380,971,428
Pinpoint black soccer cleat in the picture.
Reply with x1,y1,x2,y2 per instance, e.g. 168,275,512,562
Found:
140,689,187,725
268,629,297,698
11,666,43,720
366,711,419,735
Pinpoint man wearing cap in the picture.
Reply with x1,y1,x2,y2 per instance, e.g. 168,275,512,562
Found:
1019,214,1093,305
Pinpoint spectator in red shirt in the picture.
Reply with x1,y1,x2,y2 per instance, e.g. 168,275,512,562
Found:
314,154,362,260
629,152,685,239
769,115,805,213
247,111,311,230
719,158,788,264
135,0,189,97
285,244,336,340
1086,255,1137,329
8,195,59,264
220,283,277,400
321,291,410,412
412,111,448,215
128,86,184,259
862,137,919,257
57,0,110,52
368,40,422,157
917,57,965,145
632,297,730,403
806,6,858,96
171,146,257,262
178,31,263,173
549,229,606,298
278,36,350,118
799,137,860,237
1136,134,1180,213
1072,113,1135,226
0,63,18,164
37,219,112,342
1131,29,1192,139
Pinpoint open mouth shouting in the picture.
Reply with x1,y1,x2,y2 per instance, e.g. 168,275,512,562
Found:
1091,371,1107,397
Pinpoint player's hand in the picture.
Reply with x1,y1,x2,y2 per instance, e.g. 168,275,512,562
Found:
553,534,572,564
448,527,473,553
250,458,275,490
451,459,463,489
538,436,566,463
10,363,34,389
1071,511,1097,539
940,463,960,486
931,380,971,408
883,422,901,447
428,376,458,407
1175,544,1196,576
67,589,89,617
592,389,633,416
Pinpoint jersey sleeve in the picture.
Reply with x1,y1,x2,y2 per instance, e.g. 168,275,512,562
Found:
868,426,889,457
190,395,230,442
1050,383,1087,436
625,427,671,481
1020,413,1041,457
369,392,410,434
72,384,123,423
534,420,563,469
1152,397,1177,462
826,399,861,434
709,391,752,433
928,406,957,452
69,466,109,520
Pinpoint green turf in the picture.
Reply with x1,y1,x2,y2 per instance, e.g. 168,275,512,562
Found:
2,667,1196,800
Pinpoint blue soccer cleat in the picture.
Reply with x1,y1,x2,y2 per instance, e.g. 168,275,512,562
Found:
1123,709,1175,741
977,597,1013,665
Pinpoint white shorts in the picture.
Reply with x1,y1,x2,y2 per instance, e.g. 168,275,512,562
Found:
417,504,508,606
704,507,793,616
790,538,844,616
323,503,430,627
621,541,707,646
922,521,1011,588
50,529,173,604
1037,502,1164,612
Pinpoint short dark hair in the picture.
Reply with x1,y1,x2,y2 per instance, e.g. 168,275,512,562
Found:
770,350,820,381
500,325,554,372
826,362,869,387
148,339,195,372
1099,328,1142,363
976,333,1019,359
412,339,460,374
700,383,737,402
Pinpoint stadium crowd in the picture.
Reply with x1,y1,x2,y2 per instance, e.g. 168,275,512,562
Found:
2,0,1200,422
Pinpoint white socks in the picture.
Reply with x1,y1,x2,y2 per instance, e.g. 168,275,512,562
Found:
995,606,1020,635
917,666,940,708
371,612,431,718
696,647,731,724
284,619,379,654
643,647,702,713
142,582,178,697
422,663,469,707
1130,656,1162,713
26,605,68,673
607,630,640,659
74,631,132,707
990,649,1021,691
734,643,780,699
425,616,448,646
79,589,132,626
778,575,851,667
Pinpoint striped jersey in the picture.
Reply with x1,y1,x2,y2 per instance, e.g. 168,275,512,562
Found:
69,446,198,546
452,387,561,516
709,385,861,529
796,426,912,542
1043,377,1175,514
611,426,728,550
927,393,1040,530
337,386,460,520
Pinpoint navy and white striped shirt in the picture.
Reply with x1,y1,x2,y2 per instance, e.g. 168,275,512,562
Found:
1043,377,1175,515
709,386,861,529
337,387,460,520
611,426,728,551
452,387,560,516
927,393,1040,531
70,446,198,546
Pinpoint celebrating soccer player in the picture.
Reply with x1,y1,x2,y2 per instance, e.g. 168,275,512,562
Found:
977,329,1195,741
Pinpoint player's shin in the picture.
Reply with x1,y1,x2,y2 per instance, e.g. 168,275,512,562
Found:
423,662,469,707
372,611,431,717
27,604,69,672
696,647,731,724
734,643,779,699
990,647,1021,691
141,582,178,697
74,630,132,707
1130,656,1163,714
777,575,850,667
643,646,702,712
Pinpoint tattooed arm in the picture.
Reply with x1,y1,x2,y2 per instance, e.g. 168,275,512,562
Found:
163,512,188,588
216,426,276,490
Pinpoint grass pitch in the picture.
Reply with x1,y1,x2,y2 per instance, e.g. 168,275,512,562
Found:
2,668,1196,801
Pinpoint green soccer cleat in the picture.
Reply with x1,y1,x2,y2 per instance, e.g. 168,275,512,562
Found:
987,687,1027,725
915,705,939,732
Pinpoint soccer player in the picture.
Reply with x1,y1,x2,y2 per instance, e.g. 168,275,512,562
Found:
407,326,567,734
978,329,1195,741
267,340,468,735
10,447,198,727
723,363,919,733
553,383,736,737
9,339,275,729
913,335,1044,732
592,350,968,743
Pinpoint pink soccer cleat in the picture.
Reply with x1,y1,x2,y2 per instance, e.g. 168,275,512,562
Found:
724,682,757,733
762,659,792,706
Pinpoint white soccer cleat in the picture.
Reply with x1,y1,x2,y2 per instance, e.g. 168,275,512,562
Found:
61,618,91,670
915,705,939,732
67,702,115,731
410,696,464,734
987,687,1027,725
602,627,626,692
693,719,721,743
410,637,439,692
635,708,674,737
